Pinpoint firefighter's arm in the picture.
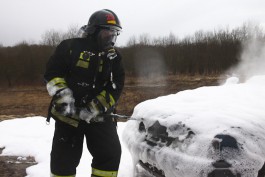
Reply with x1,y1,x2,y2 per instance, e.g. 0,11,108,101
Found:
44,40,75,116
44,40,72,96
95,51,125,113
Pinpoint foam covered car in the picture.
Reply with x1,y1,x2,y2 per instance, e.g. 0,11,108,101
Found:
123,76,265,177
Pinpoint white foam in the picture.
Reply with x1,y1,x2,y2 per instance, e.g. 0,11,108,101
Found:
123,75,265,176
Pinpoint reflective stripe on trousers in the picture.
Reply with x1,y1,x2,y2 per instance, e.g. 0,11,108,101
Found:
92,167,118,177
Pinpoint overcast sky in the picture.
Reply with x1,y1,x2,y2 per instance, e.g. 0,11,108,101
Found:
1,0,265,47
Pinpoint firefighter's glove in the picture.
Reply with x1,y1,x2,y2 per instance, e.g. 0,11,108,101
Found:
79,99,103,123
52,88,76,117
106,48,117,60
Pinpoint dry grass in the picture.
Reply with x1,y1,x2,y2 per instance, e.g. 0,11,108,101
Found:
0,75,222,119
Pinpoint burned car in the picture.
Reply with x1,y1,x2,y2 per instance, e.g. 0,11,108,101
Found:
123,76,265,177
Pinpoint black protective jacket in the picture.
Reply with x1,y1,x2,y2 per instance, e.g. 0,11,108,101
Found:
44,37,125,117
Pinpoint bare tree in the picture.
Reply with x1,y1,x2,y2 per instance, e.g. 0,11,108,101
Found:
41,24,81,47
41,29,62,47
62,24,80,40
139,33,151,45
166,32,178,45
126,36,137,47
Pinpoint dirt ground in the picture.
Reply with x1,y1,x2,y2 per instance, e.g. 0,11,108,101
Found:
0,75,221,177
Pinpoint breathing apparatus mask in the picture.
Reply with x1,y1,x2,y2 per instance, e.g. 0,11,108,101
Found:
97,27,120,50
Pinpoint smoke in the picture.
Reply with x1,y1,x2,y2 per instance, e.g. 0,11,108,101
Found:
225,26,265,81
133,47,167,81
238,39,265,79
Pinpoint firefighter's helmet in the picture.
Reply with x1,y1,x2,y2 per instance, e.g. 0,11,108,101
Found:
84,9,122,35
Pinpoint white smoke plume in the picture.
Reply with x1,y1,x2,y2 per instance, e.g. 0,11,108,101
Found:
133,47,167,83
226,25,265,81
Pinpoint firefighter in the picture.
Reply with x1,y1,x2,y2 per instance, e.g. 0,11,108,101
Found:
44,9,125,177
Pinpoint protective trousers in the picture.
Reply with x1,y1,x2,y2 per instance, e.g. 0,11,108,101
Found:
50,120,121,177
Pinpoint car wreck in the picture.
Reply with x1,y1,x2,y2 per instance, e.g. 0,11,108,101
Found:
123,76,265,177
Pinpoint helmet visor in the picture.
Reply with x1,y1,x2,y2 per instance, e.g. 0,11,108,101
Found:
97,28,120,50
98,25,122,33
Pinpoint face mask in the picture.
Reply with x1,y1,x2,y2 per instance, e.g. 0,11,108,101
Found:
97,28,120,50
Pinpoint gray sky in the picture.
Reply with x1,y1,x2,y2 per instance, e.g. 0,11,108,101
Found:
1,0,265,47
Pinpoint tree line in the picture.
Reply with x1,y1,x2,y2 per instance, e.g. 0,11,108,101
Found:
0,24,264,87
